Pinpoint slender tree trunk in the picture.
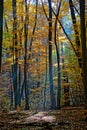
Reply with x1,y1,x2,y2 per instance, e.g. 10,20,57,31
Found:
64,78,70,106
18,64,21,106
54,19,61,109
80,0,87,108
61,43,70,106
24,0,29,110
0,0,4,72
10,72,13,109
48,0,55,110
54,0,62,109
43,46,47,110
12,0,19,109
28,0,38,60
52,9,77,56
12,64,18,109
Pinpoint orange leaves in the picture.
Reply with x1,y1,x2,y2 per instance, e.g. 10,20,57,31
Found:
58,36,66,43
30,87,43,93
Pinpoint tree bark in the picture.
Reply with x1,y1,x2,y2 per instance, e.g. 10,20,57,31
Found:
61,43,70,106
54,18,61,109
24,0,29,110
12,0,19,109
48,0,55,109
43,46,47,110
80,0,87,108
54,0,62,109
0,0,4,71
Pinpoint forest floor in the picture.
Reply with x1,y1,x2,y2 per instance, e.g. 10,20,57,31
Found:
0,106,87,130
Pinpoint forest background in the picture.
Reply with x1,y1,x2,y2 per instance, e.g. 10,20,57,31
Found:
0,0,87,112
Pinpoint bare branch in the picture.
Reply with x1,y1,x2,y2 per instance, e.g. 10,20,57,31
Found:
41,0,49,21
52,8,77,56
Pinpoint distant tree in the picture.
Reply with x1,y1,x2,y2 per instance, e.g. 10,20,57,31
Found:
24,0,29,110
12,0,19,109
54,0,61,109
61,43,70,106
43,46,47,110
0,0,4,72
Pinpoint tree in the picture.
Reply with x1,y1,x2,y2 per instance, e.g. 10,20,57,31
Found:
80,0,87,108
54,0,61,109
12,0,19,109
24,0,29,110
48,0,55,109
0,0,4,72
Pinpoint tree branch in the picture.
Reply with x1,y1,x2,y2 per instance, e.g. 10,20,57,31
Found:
41,0,49,21
52,8,77,56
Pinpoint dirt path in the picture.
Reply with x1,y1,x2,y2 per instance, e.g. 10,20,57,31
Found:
0,107,87,130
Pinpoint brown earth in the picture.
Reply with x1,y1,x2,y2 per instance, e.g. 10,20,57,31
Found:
0,106,87,130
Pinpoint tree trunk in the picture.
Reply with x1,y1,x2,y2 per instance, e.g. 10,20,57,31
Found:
54,0,62,109
12,0,19,109
28,0,38,60
0,0,4,71
54,19,61,109
10,72,13,109
61,43,70,106
12,64,18,109
24,0,29,110
48,0,55,110
80,0,87,108
43,46,47,110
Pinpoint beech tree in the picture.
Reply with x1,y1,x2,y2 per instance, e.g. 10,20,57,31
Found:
12,0,19,109
24,0,29,110
53,0,62,109
48,0,55,110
